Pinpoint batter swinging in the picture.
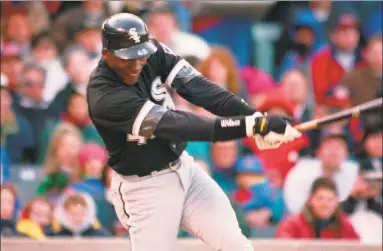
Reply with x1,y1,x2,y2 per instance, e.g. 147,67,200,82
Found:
87,13,301,251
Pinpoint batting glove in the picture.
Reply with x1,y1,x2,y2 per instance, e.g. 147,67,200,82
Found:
251,113,302,149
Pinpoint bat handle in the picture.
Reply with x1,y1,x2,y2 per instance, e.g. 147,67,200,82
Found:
294,119,318,132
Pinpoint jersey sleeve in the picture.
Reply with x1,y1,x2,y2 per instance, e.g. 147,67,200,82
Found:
152,40,195,87
90,88,167,138
154,40,257,117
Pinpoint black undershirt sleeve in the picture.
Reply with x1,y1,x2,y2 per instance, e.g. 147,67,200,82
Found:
177,75,258,117
154,110,249,142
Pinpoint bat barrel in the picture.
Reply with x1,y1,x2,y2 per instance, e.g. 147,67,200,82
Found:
294,98,382,132
317,97,382,126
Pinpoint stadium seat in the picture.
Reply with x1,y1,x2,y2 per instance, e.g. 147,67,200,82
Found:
250,225,277,238
10,165,45,204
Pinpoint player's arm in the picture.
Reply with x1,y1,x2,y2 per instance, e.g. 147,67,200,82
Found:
91,88,297,143
157,41,256,117
174,69,257,117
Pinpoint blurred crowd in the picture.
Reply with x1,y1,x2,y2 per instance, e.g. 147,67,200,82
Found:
1,0,382,244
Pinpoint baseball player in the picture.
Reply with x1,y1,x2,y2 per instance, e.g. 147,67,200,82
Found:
87,13,301,251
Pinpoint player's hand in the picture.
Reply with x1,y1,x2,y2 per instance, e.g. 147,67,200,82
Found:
253,113,302,148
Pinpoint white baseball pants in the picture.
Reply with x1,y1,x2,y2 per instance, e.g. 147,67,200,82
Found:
111,151,253,251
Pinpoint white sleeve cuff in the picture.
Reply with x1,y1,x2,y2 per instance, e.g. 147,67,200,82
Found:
165,59,188,88
245,115,256,137
132,101,156,136
245,112,263,137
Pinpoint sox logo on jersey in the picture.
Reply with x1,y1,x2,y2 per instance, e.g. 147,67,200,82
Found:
151,77,175,110
127,77,175,144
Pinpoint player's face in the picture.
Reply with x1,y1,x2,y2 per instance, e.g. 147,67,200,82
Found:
103,49,149,85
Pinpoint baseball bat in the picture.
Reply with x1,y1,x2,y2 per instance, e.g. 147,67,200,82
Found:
294,97,382,132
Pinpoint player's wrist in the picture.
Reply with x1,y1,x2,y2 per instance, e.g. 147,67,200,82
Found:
213,117,248,141
211,111,265,141
245,112,264,137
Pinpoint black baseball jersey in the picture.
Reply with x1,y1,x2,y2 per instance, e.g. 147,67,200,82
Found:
87,39,257,176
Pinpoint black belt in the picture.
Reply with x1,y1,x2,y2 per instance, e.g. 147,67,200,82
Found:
137,157,181,177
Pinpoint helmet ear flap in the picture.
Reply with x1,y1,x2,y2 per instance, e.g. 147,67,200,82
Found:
102,32,109,49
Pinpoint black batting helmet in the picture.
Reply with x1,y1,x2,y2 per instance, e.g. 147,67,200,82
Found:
101,13,157,60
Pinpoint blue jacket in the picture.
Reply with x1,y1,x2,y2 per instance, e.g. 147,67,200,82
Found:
4,114,35,164
68,179,105,199
1,147,10,184
277,8,325,80
238,181,286,224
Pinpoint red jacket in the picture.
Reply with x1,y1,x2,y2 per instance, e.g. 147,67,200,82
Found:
275,208,359,240
242,135,309,182
310,46,364,108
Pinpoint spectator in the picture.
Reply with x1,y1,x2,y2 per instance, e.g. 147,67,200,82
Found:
196,46,248,101
240,67,277,108
25,2,51,36
233,154,281,228
144,5,210,60
276,8,322,81
276,177,359,240
344,172,382,244
29,31,68,104
242,92,310,182
36,122,84,201
1,2,51,37
210,141,239,196
1,76,35,164
68,143,108,198
40,93,103,162
72,20,102,69
0,45,25,92
45,192,111,237
53,46,93,114
340,34,382,129
342,126,382,244
279,69,313,123
307,0,332,42
274,0,331,68
16,197,53,239
1,184,23,237
2,12,32,57
14,63,58,161
357,126,383,173
284,126,359,214
264,165,286,224
310,6,364,109
51,2,110,52
167,1,192,32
